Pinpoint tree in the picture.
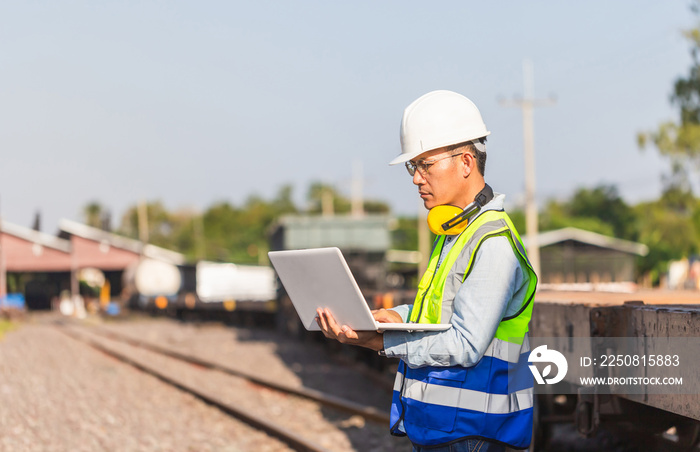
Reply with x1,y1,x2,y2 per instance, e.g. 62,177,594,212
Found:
83,201,104,229
307,182,351,214
638,1,700,181
525,184,635,239
538,198,615,237
635,2,700,279
567,185,638,240
634,192,700,279
392,217,421,251
118,201,179,249
306,182,390,215
114,183,391,264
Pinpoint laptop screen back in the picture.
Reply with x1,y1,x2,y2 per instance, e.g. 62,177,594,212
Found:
268,247,378,331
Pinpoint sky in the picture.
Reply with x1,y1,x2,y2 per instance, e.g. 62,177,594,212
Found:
0,1,696,233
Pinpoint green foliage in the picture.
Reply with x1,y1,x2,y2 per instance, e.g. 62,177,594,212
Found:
109,183,389,265
392,217,420,251
633,1,700,277
364,200,391,214
634,198,700,275
528,182,700,276
639,2,700,172
87,178,700,285
83,201,105,229
119,201,183,251
519,184,633,239
538,198,613,237
508,210,526,236
306,182,389,214
307,183,350,214
534,180,700,277
197,186,300,264
568,185,638,239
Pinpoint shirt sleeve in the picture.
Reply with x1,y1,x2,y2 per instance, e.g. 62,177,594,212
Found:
388,304,412,323
382,236,524,368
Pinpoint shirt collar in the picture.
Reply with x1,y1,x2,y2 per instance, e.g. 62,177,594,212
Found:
444,192,506,238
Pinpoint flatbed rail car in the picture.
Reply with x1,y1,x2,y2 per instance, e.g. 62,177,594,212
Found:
530,291,700,450
178,261,277,323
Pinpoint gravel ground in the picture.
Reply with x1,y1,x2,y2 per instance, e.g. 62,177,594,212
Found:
93,316,397,411
0,314,410,451
0,313,677,452
0,319,292,451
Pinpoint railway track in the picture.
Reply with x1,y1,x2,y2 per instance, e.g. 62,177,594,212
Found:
55,321,394,452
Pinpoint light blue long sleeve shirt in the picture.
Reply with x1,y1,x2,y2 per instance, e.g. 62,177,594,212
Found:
382,193,532,368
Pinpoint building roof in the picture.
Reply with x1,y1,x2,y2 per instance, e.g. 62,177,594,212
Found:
0,220,71,253
526,227,649,256
58,219,186,265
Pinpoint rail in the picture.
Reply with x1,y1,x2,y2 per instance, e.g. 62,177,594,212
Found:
73,322,390,425
57,324,330,452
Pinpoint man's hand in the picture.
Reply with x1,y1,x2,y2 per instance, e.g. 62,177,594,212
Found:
372,308,403,324
315,308,384,351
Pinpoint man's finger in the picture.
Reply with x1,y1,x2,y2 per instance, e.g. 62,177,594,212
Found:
341,325,359,340
316,309,333,337
316,309,326,329
324,308,344,336
315,309,322,326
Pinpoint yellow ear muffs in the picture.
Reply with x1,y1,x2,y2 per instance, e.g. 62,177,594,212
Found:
427,205,470,235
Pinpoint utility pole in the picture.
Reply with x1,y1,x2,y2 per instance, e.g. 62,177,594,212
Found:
500,60,555,278
137,200,149,252
321,188,334,217
351,160,364,218
193,212,205,261
418,201,430,277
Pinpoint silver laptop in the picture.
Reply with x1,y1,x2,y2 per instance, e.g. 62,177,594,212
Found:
268,247,452,332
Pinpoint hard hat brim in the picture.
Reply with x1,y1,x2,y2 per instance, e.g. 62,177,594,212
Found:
388,152,417,166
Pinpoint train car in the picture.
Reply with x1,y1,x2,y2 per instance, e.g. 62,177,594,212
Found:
529,291,700,451
123,258,182,314
125,258,277,323
185,261,277,323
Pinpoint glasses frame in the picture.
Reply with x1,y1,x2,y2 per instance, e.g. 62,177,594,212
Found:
405,152,464,177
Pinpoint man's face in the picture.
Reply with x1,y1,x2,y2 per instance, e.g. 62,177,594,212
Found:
410,147,468,210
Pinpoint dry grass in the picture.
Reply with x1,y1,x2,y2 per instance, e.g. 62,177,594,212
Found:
0,319,17,340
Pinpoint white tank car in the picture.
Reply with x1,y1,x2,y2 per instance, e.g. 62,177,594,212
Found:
196,261,276,303
124,258,182,297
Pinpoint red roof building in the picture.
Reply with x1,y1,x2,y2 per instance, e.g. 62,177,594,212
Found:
0,221,72,272
58,219,185,269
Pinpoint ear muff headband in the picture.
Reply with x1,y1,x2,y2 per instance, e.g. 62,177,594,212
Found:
426,184,494,235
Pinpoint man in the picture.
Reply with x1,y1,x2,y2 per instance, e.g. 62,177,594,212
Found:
316,90,537,452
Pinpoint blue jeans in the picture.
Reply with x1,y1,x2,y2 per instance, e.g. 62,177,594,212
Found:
412,438,506,452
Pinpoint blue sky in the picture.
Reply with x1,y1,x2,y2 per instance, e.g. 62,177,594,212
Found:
0,1,695,232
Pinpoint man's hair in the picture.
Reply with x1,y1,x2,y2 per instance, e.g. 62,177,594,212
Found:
451,142,486,176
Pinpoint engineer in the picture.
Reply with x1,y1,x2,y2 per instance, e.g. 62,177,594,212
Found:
316,90,538,452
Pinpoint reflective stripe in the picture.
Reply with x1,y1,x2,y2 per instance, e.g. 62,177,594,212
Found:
394,373,403,392
483,334,530,363
400,378,534,414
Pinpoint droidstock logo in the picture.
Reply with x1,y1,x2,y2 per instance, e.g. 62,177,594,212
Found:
528,345,568,385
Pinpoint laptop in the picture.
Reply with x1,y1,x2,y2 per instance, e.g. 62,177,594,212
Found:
268,247,452,332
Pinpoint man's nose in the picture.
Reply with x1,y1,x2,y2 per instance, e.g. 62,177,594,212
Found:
412,169,426,185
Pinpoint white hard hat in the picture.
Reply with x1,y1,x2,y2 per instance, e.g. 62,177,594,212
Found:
390,90,490,165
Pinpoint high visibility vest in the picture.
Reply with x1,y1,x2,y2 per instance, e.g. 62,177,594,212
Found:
390,209,538,449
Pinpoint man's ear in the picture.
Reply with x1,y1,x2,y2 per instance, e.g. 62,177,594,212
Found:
462,152,474,178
